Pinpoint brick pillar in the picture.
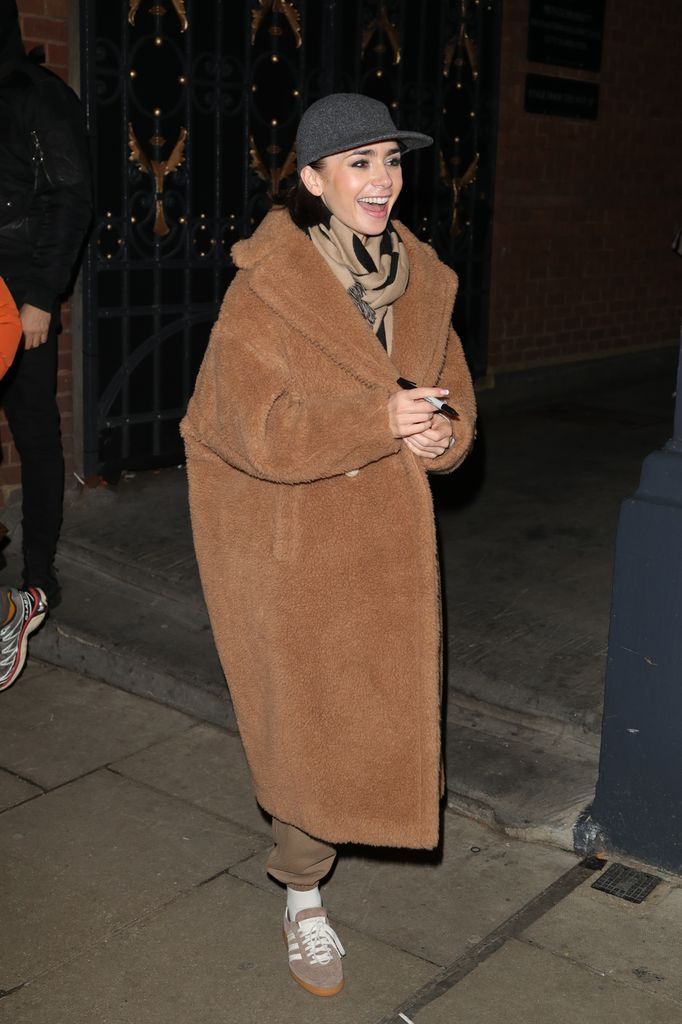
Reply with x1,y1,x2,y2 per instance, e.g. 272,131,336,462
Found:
0,0,75,505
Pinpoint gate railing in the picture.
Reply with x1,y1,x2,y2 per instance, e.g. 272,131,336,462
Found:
81,0,500,477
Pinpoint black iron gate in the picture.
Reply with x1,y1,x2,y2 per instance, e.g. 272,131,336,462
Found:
80,0,500,478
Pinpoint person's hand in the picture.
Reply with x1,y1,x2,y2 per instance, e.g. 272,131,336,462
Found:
388,387,448,438
20,304,51,349
403,414,454,459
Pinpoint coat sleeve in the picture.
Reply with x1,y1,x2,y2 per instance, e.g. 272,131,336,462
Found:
425,327,477,475
22,76,92,312
181,283,402,485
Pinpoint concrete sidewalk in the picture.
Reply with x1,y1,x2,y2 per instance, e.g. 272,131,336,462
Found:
2,661,680,1023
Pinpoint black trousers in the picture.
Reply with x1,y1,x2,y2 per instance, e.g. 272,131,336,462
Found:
0,309,64,589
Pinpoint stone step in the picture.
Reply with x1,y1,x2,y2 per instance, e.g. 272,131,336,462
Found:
446,689,601,753
444,698,598,851
20,552,233,730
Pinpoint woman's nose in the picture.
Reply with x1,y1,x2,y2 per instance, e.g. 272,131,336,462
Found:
371,164,392,186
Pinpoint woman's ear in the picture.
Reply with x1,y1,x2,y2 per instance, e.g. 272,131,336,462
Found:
300,165,324,197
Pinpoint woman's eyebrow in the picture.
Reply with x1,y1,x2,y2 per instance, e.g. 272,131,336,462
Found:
348,146,402,157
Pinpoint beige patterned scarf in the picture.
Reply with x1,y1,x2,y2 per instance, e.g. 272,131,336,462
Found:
308,214,409,354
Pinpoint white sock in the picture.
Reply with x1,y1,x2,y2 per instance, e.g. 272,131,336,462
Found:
287,884,322,920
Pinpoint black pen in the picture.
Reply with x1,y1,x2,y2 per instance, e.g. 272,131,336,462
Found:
397,377,460,420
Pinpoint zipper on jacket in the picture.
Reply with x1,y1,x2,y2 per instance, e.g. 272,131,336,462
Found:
30,129,54,188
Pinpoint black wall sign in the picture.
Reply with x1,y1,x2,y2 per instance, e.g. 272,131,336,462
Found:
525,73,599,119
528,0,605,71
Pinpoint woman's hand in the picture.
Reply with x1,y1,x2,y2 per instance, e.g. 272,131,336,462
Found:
388,387,449,438
403,414,454,459
20,304,51,349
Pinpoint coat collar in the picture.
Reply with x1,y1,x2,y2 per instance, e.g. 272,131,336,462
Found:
232,208,458,390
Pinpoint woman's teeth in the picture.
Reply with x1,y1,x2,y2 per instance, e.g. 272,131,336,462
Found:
359,197,389,205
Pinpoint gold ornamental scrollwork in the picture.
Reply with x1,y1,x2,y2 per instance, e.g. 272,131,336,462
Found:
362,5,401,66
443,2,478,79
128,124,187,237
439,151,479,235
251,0,302,47
249,135,297,198
129,0,188,31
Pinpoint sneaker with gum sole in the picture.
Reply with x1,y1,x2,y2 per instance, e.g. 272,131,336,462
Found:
283,906,345,996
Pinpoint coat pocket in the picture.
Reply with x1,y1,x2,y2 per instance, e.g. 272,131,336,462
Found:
272,484,301,562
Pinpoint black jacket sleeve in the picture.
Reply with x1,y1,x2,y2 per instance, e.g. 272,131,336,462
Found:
23,71,92,311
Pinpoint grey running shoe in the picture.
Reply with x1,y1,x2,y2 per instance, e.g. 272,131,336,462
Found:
283,906,345,997
0,587,47,692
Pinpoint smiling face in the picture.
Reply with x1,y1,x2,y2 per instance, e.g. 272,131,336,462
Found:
299,140,403,235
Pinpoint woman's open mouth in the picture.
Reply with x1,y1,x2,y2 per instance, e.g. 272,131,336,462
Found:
357,196,390,218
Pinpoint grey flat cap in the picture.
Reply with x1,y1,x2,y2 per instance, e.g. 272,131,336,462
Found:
296,93,433,171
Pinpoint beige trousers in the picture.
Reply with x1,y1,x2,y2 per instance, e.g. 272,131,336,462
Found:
266,817,337,890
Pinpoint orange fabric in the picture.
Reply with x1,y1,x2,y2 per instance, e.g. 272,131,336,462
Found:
0,278,22,379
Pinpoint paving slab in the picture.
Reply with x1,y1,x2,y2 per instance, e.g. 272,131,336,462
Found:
0,663,194,789
232,812,576,967
3,873,438,1024
0,767,41,812
414,937,680,1024
0,768,269,989
111,722,270,837
524,874,682,1006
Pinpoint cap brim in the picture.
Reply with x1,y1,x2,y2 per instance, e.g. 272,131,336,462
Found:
392,131,434,152
299,131,434,169
327,131,434,155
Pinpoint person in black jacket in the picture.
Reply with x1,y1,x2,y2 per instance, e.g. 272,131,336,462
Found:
0,2,92,607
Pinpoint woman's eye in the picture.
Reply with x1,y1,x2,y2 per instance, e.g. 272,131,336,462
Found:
387,157,402,167
351,159,369,168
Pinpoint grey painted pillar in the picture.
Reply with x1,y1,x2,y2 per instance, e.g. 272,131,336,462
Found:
590,327,682,872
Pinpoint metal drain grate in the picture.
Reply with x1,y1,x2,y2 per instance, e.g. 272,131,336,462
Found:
591,862,662,904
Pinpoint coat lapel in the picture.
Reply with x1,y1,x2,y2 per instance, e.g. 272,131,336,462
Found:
391,222,459,388
237,209,458,391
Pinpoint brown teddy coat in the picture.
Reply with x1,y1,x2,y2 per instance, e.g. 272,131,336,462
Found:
181,207,476,849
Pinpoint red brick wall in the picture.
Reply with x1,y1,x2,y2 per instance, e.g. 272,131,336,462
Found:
489,0,682,374
0,0,74,501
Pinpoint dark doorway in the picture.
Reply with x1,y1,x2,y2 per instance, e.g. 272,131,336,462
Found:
80,0,500,477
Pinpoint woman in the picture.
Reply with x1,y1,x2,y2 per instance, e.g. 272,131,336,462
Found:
181,93,476,997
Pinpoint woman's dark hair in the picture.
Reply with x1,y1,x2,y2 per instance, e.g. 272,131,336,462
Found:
283,158,329,230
